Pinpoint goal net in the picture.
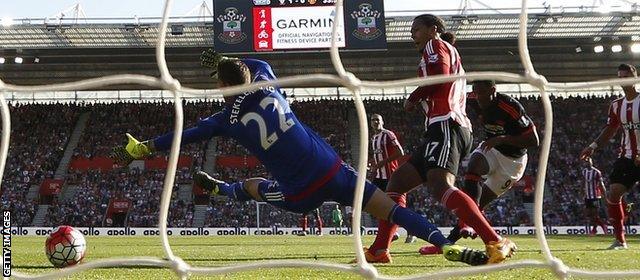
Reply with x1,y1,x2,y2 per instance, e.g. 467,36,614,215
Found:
5,0,640,279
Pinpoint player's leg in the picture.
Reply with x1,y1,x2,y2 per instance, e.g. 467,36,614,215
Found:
463,151,490,205
585,202,597,235
425,121,513,264
314,208,323,235
585,203,595,234
598,201,609,234
478,188,498,208
194,170,327,218
471,151,526,238
374,178,401,242
607,183,629,249
429,168,501,244
367,161,424,255
606,157,635,249
193,171,260,201
586,200,608,235
362,186,488,265
420,157,515,258
331,163,487,265
451,151,491,242
299,213,309,236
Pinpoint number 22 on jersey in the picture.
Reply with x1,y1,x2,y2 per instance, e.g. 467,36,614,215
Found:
241,96,295,150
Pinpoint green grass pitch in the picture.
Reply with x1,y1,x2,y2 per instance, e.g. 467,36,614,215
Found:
10,235,640,279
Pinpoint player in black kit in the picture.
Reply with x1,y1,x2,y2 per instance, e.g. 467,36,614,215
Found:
420,80,539,255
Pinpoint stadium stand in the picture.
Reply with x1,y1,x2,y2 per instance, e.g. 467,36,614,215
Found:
2,103,80,226
3,96,638,228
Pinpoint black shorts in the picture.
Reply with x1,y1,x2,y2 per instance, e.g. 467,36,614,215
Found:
408,119,472,181
609,157,640,189
372,178,389,191
584,198,601,209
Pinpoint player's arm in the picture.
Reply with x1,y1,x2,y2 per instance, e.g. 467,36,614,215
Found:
481,101,539,151
579,103,620,160
596,171,607,194
481,124,538,151
579,126,618,160
152,112,228,151
111,111,228,165
404,41,451,111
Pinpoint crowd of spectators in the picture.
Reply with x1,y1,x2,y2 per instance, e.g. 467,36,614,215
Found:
2,103,79,226
75,100,223,162
3,96,639,228
43,168,194,227
8,100,216,227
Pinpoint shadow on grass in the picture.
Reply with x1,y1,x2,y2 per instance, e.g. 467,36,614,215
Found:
183,253,355,262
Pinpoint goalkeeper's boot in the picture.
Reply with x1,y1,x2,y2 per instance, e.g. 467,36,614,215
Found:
193,171,225,196
607,240,628,250
486,238,517,264
442,244,488,266
391,232,400,242
418,244,443,255
349,247,391,264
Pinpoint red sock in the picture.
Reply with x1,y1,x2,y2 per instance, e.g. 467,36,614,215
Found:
300,215,308,232
315,213,323,232
441,188,500,244
607,200,626,244
594,216,608,234
369,192,406,252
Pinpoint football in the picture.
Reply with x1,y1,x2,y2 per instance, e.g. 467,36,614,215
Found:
44,226,87,268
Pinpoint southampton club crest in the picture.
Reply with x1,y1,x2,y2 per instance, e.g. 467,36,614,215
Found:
217,7,247,44
350,3,382,41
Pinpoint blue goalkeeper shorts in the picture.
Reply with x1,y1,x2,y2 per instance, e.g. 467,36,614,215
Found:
256,162,378,214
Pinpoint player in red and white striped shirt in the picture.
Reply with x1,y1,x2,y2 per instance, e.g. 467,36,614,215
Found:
369,114,404,189
581,158,608,235
369,114,406,243
364,14,514,264
580,63,639,250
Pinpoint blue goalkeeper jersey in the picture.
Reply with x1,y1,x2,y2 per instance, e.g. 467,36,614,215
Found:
153,59,341,195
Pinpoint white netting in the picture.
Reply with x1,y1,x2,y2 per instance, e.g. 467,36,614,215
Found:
4,0,640,279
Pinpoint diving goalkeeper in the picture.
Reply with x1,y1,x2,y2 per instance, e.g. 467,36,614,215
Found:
111,50,489,265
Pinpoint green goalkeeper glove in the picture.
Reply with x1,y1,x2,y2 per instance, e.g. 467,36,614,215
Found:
110,133,152,166
200,49,235,78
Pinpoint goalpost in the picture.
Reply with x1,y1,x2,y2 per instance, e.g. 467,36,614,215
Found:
3,0,640,279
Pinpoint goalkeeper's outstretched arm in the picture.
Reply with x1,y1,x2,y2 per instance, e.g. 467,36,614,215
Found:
111,112,228,165
153,115,224,151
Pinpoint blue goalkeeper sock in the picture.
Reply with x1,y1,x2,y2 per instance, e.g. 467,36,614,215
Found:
217,182,252,201
389,205,450,248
